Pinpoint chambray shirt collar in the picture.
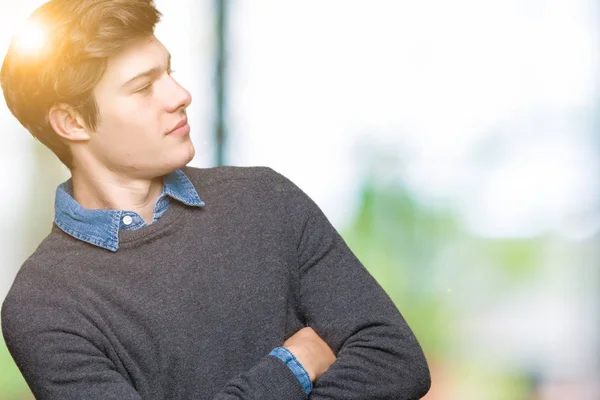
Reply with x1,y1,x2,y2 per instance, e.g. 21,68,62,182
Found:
54,169,204,252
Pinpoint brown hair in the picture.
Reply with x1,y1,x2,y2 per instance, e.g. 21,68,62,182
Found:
1,0,162,168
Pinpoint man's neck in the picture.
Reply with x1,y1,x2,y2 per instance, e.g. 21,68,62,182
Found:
70,167,163,225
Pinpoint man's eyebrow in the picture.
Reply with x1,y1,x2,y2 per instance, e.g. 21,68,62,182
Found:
121,54,172,88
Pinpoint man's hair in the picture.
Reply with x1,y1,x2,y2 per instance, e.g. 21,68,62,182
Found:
1,0,162,168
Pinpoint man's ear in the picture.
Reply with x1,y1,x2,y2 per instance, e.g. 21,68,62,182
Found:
48,104,91,142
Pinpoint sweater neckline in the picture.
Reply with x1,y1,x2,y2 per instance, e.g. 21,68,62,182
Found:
117,201,195,249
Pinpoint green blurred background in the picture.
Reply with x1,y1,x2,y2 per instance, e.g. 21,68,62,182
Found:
1,1,598,399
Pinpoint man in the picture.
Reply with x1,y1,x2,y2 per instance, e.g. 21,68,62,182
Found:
1,0,431,399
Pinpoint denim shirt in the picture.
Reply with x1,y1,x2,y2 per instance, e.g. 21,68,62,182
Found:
54,169,205,252
53,168,312,395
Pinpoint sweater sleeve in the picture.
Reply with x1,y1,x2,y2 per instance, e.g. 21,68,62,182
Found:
1,297,144,400
275,171,431,399
1,292,308,400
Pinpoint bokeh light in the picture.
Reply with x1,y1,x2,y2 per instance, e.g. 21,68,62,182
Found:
12,17,48,56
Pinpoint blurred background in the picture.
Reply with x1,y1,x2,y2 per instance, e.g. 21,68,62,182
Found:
1,0,599,399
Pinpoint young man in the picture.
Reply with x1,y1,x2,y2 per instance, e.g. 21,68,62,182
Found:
1,1,430,399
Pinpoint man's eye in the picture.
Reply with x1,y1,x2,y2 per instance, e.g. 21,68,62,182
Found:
135,84,152,95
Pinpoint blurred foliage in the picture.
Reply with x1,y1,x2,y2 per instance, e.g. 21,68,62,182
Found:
342,177,460,356
341,174,550,398
476,239,543,282
448,361,533,400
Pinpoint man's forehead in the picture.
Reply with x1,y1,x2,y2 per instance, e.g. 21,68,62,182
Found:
103,36,169,82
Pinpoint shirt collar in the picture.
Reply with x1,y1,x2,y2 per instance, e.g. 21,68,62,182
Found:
54,169,204,252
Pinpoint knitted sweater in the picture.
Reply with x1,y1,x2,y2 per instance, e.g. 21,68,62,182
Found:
2,166,430,399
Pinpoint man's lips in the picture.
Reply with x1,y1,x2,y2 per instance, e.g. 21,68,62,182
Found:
167,118,190,136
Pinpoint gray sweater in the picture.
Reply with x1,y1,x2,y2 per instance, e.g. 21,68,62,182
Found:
2,166,430,399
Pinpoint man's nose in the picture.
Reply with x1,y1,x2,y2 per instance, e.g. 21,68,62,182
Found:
166,79,192,112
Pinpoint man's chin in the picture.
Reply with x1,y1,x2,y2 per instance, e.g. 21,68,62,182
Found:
168,143,196,172
181,142,196,166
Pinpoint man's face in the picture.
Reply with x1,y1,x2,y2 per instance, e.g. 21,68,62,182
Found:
84,35,194,179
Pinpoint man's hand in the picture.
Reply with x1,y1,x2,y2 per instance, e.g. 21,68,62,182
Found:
283,327,336,382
